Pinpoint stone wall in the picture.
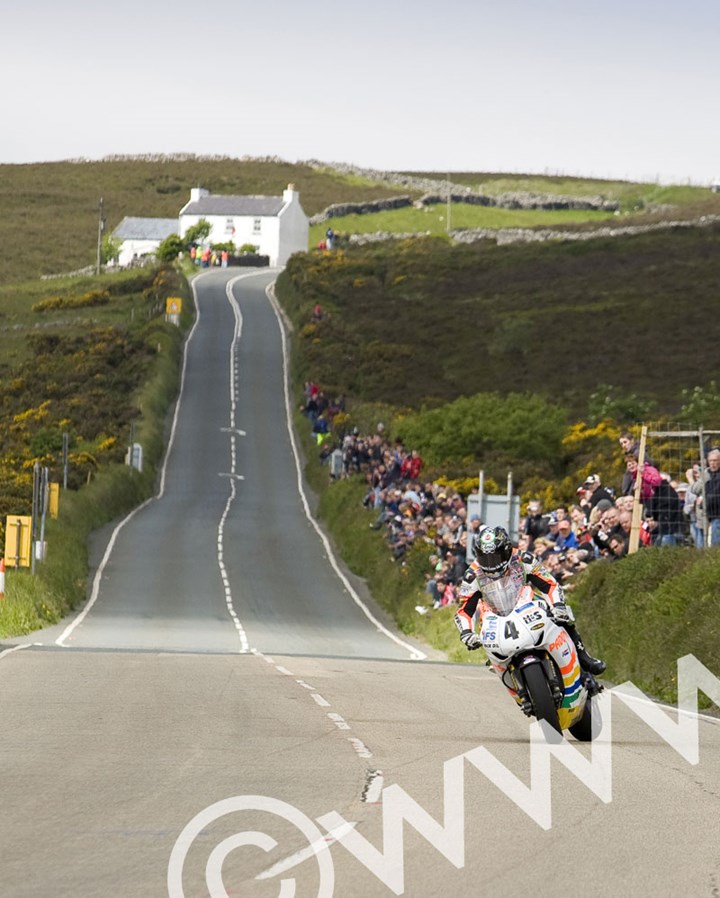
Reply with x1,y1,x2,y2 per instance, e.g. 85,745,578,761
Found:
306,160,620,224
346,214,720,248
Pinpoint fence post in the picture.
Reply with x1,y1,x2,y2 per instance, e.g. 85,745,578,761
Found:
628,425,648,554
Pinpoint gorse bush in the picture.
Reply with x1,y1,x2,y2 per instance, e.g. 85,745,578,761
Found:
32,289,110,312
0,265,189,538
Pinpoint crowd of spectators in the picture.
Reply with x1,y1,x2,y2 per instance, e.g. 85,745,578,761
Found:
301,389,720,613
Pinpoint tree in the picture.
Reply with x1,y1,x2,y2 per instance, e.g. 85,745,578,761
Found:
101,234,122,265
184,219,212,246
155,234,186,263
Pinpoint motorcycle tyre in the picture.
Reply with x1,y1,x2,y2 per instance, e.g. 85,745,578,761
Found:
523,663,562,735
568,696,595,742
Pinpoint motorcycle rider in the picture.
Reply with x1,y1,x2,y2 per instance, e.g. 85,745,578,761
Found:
454,525,606,676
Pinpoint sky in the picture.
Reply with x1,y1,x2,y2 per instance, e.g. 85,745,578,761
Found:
3,0,719,185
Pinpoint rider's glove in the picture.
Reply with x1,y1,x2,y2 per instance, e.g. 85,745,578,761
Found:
550,602,574,625
460,630,483,651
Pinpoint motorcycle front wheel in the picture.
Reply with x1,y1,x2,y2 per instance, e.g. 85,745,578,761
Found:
568,696,595,742
523,663,562,735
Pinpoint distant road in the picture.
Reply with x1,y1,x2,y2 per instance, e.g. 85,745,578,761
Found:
49,268,424,660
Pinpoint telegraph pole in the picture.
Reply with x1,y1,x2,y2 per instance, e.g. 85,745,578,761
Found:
96,197,105,274
446,174,451,234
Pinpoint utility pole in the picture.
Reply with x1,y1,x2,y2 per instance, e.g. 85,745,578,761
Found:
96,197,105,275
446,173,451,234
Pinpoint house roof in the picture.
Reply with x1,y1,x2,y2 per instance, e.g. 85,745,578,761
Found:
113,217,178,240
181,195,285,217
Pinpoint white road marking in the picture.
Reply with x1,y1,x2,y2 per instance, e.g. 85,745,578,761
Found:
312,693,331,707
348,737,373,759
363,769,384,803
0,643,31,661
328,712,351,730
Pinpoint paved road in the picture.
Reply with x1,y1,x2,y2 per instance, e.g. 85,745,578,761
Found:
1,269,719,897
47,268,423,660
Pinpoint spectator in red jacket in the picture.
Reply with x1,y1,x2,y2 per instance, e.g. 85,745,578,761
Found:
400,448,423,482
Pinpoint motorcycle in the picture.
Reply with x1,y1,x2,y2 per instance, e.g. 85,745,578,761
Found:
478,578,601,740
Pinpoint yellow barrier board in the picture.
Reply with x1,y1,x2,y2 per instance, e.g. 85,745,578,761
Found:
5,515,32,567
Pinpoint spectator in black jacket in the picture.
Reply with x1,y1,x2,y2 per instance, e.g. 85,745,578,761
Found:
645,480,685,546
691,448,720,547
522,499,549,549
577,474,615,513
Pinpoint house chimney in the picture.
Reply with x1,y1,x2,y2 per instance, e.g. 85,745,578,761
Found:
190,186,209,202
283,183,298,203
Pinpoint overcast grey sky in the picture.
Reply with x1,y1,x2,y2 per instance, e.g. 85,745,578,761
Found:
3,0,718,184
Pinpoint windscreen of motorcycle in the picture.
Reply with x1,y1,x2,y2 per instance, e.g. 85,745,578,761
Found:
481,571,526,615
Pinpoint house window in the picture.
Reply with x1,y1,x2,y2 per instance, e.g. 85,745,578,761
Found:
253,218,262,234
225,218,235,235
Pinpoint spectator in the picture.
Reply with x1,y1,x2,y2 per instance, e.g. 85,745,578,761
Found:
684,464,705,548
522,499,549,548
545,511,561,544
578,474,615,513
568,503,589,539
400,449,423,482
467,514,484,542
623,455,662,503
644,477,685,545
691,448,720,547
619,432,655,495
615,494,636,514
590,501,624,555
618,509,633,540
555,518,579,550
607,533,629,560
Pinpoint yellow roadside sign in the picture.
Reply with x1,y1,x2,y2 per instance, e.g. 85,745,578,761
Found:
166,296,183,315
49,482,60,519
5,515,32,567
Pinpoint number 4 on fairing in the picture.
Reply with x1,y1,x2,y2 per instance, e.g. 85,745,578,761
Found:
504,619,519,640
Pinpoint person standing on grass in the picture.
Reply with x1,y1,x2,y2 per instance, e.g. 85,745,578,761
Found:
691,449,720,547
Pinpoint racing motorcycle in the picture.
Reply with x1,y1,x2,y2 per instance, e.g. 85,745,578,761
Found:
478,579,601,740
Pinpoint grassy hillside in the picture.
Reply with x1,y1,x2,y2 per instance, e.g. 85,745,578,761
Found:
277,226,720,421
0,157,410,284
3,156,720,286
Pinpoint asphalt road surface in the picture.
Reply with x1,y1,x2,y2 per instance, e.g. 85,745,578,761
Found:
1,269,719,897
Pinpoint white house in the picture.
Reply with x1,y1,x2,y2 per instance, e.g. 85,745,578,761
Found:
178,184,309,266
112,217,179,267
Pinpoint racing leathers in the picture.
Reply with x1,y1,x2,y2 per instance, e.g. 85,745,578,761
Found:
454,549,606,676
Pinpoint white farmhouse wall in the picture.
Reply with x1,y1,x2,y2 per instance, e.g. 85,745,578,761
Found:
117,238,161,267
277,196,309,266
177,184,309,267
179,215,280,263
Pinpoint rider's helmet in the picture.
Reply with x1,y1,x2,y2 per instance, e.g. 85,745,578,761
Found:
472,526,513,578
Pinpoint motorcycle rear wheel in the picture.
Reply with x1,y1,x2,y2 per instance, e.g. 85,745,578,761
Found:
523,663,562,735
